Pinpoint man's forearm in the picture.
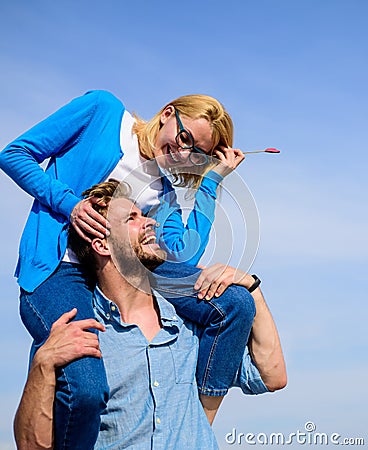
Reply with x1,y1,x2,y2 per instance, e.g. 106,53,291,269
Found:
248,287,287,391
193,264,286,392
14,310,104,449
14,354,55,450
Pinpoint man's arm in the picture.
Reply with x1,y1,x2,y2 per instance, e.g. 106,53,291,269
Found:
194,264,287,391
247,285,287,391
14,309,104,450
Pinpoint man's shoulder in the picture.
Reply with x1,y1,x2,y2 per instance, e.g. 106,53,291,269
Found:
152,289,179,321
152,290,199,329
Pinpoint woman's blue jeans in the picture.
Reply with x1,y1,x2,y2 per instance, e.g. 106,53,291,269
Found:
20,261,255,449
20,263,108,450
151,261,256,395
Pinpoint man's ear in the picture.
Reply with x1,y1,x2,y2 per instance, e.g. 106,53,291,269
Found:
91,237,110,257
160,105,175,125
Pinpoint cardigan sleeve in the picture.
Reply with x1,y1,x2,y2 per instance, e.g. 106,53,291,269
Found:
157,171,223,266
0,90,105,219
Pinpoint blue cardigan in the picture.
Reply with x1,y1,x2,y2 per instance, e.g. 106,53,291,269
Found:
0,91,222,292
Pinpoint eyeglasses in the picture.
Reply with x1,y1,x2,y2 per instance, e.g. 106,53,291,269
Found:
174,109,209,166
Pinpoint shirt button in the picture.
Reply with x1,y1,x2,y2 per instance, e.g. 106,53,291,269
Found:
111,305,116,312
153,381,159,387
106,313,110,319
156,418,161,424
155,222,160,227
172,315,177,321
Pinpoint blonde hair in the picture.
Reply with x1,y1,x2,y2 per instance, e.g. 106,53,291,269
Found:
133,94,233,189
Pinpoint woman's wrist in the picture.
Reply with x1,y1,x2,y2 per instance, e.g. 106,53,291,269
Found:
247,275,261,293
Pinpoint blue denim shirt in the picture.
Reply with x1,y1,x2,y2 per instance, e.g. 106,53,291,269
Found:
93,287,268,449
93,287,218,449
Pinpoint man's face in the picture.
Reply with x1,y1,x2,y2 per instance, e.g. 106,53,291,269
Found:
107,197,166,272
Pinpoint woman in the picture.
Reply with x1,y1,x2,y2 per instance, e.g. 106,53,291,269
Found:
0,90,256,449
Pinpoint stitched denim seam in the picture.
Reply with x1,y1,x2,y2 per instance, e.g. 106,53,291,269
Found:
200,300,226,394
22,293,50,334
61,368,73,450
198,386,228,396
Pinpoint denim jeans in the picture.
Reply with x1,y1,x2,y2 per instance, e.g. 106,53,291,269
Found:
20,263,109,450
20,261,255,448
151,261,256,395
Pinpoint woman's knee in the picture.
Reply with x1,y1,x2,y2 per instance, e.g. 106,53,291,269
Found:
213,285,256,322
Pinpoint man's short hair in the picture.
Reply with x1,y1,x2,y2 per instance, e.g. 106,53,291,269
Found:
68,180,131,274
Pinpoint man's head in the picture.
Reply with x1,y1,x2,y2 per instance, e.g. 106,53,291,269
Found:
68,181,166,280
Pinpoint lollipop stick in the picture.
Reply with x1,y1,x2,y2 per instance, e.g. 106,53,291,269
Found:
243,147,280,155
243,150,265,154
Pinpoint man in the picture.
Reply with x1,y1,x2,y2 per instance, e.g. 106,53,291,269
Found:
14,181,286,449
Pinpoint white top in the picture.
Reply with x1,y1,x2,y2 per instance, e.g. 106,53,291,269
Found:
108,110,162,210
63,110,162,263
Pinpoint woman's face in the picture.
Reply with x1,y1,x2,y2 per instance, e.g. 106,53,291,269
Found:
153,106,213,169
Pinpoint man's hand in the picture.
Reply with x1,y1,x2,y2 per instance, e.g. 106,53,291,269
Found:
70,197,111,242
35,308,105,370
194,264,255,300
195,265,287,392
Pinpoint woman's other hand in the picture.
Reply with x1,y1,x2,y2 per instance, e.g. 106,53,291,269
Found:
211,146,245,177
194,263,255,301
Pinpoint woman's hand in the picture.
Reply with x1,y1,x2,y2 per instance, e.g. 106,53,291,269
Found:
211,146,245,177
194,263,255,301
70,197,111,242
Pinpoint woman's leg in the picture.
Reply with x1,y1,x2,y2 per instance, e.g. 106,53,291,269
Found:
20,262,109,450
151,261,256,395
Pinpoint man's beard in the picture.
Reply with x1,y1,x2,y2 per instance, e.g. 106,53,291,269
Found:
133,241,166,271
109,235,166,282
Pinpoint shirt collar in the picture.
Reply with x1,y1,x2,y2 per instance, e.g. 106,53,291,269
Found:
93,285,180,326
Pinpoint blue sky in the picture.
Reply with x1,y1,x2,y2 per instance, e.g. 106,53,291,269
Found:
0,0,367,448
